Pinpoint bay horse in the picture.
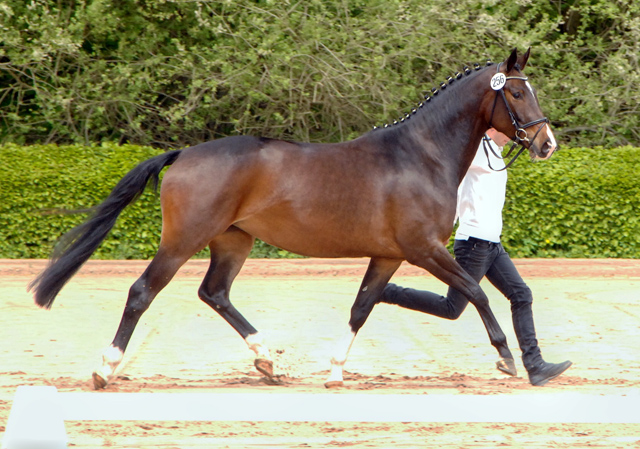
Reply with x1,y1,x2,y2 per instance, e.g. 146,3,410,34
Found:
31,48,557,389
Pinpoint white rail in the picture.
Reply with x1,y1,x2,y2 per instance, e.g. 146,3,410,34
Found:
3,386,639,448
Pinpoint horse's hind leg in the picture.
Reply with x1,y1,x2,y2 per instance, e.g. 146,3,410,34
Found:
325,257,402,388
197,227,274,378
92,248,193,389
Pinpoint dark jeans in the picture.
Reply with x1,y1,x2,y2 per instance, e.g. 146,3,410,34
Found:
382,238,542,369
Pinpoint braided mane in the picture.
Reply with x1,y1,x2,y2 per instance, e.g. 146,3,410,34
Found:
373,60,495,130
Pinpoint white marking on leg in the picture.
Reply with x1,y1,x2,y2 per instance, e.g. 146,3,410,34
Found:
245,332,271,361
325,327,357,387
94,345,124,384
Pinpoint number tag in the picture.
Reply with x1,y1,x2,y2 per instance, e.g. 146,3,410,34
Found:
490,73,507,90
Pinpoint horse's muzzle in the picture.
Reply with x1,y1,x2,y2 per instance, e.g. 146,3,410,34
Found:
530,123,557,160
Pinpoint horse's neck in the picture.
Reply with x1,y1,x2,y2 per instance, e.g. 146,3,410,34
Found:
407,76,491,183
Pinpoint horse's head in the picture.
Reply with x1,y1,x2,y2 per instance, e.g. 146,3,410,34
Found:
486,48,557,160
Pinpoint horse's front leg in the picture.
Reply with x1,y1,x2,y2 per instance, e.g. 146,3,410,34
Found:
325,257,402,388
406,243,517,376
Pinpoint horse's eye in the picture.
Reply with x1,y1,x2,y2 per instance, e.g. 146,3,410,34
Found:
512,91,522,99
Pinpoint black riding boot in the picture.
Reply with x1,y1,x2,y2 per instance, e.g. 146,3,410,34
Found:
512,301,572,386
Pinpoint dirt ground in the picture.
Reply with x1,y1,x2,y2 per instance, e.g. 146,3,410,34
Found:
1,258,640,448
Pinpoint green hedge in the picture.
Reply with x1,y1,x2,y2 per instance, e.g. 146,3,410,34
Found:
503,145,640,258
1,144,639,259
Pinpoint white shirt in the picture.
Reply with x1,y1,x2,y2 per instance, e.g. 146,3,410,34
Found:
454,137,507,243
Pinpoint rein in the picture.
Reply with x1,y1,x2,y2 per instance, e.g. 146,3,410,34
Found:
480,135,525,172
487,62,549,171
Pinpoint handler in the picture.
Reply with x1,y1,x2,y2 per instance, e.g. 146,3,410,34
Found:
379,128,572,386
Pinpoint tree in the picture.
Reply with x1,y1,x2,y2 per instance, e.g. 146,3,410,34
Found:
1,0,638,148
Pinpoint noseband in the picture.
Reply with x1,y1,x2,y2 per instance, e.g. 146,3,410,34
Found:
486,63,550,171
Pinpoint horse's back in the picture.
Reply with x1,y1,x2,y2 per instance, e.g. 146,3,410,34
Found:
163,134,369,196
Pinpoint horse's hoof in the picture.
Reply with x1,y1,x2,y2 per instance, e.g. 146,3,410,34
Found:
496,358,517,377
255,358,274,378
324,380,344,389
92,371,108,390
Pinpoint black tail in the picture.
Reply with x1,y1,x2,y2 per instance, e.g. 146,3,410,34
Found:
29,150,182,309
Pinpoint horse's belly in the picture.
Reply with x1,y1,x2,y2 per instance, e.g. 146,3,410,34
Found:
235,216,401,259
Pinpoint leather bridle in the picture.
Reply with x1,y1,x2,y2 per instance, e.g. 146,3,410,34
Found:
486,62,550,171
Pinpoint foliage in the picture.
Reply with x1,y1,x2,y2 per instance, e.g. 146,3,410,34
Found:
0,0,638,148
503,146,640,258
1,143,639,260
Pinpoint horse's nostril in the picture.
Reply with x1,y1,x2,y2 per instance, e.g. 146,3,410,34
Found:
540,140,557,159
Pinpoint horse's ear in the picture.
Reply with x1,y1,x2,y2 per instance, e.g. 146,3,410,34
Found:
506,48,518,72
518,47,531,70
